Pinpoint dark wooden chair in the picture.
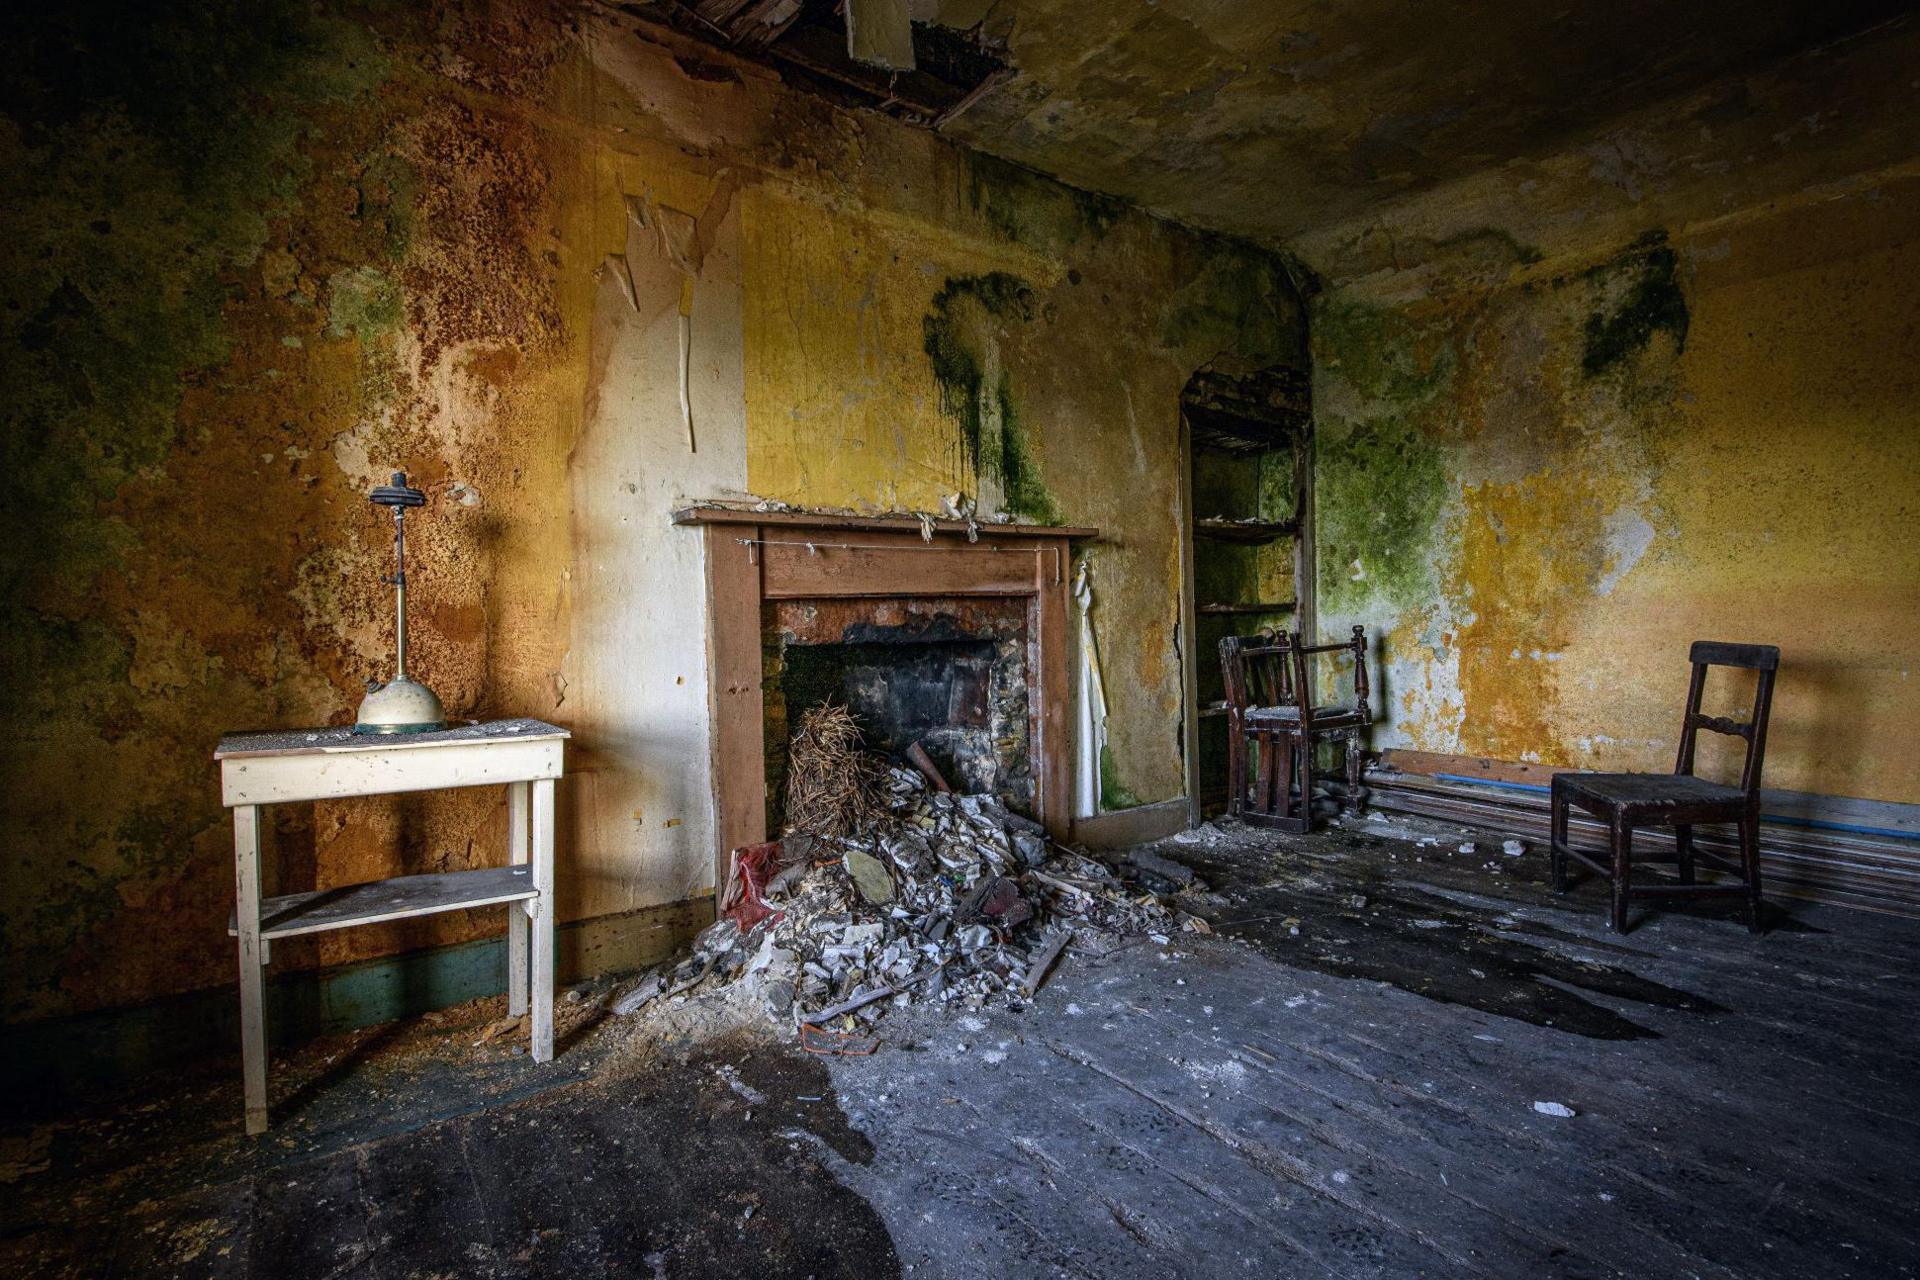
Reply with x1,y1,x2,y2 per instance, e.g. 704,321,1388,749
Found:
1550,641,1780,933
1219,626,1372,832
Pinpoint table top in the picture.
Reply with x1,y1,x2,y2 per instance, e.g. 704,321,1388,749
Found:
215,717,569,761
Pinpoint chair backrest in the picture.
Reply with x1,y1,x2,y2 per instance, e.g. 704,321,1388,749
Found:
1675,640,1779,800
1218,631,1295,728
1288,625,1372,733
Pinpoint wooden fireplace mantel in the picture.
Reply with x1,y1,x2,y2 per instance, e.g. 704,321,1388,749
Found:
672,505,1098,540
676,504,1097,899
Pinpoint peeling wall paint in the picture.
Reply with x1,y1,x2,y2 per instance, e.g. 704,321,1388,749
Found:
0,1,1303,1026
1313,177,1920,805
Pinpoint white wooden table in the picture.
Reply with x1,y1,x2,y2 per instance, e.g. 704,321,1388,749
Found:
215,718,568,1134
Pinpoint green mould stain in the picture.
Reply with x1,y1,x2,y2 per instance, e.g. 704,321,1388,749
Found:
923,273,1063,524
1316,416,1449,615
1581,231,1690,377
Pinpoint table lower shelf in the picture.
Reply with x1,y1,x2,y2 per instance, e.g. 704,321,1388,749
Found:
228,865,537,940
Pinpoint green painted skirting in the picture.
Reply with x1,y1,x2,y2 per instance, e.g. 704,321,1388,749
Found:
2,898,711,1113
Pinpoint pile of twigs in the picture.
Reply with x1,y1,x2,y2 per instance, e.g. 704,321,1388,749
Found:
784,703,886,839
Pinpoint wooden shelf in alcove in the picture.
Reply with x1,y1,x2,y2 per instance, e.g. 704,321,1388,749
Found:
1194,518,1299,545
1197,601,1297,615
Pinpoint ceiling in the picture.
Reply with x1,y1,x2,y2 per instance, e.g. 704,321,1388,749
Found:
935,0,1913,246
642,0,1915,269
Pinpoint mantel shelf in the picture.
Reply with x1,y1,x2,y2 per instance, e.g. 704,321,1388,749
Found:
672,505,1098,541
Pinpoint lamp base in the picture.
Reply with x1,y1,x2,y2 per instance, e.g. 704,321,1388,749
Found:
353,677,447,735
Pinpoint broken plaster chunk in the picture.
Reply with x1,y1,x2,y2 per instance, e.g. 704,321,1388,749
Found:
843,848,895,905
1457,842,1478,855
1533,1101,1577,1118
1501,839,1526,857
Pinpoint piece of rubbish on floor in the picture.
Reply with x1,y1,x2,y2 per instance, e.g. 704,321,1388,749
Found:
1458,842,1478,854
721,840,786,931
612,971,665,1016
1121,847,1197,894
1019,927,1071,997
474,1013,527,1045
799,1023,880,1056
1502,839,1527,857
1533,1100,1577,1118
843,848,896,904
905,739,952,792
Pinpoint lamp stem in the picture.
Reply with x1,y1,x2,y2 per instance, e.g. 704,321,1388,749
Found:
393,505,408,681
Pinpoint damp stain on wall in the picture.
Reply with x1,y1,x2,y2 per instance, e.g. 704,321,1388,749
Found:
1580,232,1691,378
922,272,1061,523
963,150,1127,251
1316,417,1452,616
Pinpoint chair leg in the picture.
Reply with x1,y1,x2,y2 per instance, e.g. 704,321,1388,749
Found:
1256,732,1277,816
1549,782,1569,893
1274,733,1294,824
1297,735,1315,830
1343,732,1363,814
1610,817,1633,933
1225,727,1243,818
1675,823,1695,885
1741,814,1764,934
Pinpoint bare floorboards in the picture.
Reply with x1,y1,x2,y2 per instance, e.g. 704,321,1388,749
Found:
3,815,1916,1278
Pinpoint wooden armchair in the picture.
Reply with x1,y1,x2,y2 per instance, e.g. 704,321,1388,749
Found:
1550,641,1779,932
1219,626,1372,832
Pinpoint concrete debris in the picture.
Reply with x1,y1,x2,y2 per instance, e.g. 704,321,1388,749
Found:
671,767,1180,1031
1533,1101,1577,1118
1501,839,1527,857
1457,842,1478,855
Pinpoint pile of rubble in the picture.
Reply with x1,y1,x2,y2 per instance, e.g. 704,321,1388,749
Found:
617,765,1196,1033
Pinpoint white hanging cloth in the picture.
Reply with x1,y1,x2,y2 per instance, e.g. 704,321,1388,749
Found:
1072,558,1110,818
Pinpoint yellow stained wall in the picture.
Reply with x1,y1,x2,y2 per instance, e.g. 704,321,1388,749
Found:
742,187,1053,510
1314,176,1920,804
1,1,1303,1026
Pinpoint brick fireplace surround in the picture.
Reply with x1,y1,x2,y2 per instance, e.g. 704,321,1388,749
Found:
674,506,1097,895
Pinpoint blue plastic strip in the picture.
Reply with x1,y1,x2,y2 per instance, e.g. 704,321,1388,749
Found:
1430,772,1920,843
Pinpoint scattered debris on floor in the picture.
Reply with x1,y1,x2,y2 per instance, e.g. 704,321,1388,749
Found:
1533,1101,1578,1118
615,707,1186,1038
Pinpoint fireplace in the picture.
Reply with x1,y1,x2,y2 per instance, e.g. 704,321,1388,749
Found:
765,597,1033,828
676,506,1096,893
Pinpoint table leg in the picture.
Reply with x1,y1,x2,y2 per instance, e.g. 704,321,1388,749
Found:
507,781,530,1019
530,777,556,1063
232,804,269,1135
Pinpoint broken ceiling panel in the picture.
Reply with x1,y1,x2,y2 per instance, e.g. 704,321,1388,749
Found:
846,0,915,71
646,0,1008,125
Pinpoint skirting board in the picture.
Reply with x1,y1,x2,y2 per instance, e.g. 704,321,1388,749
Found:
2,896,712,1117
1075,798,1191,850
1366,759,1920,919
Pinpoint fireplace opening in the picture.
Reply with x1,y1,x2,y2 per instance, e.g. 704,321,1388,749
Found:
764,600,1033,831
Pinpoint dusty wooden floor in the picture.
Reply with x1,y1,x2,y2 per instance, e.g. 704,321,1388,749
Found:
5,816,1917,1278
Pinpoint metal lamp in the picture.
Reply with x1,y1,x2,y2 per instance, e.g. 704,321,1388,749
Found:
353,471,447,735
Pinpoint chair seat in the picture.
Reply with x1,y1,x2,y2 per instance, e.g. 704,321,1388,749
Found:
1246,705,1367,731
1555,771,1745,815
